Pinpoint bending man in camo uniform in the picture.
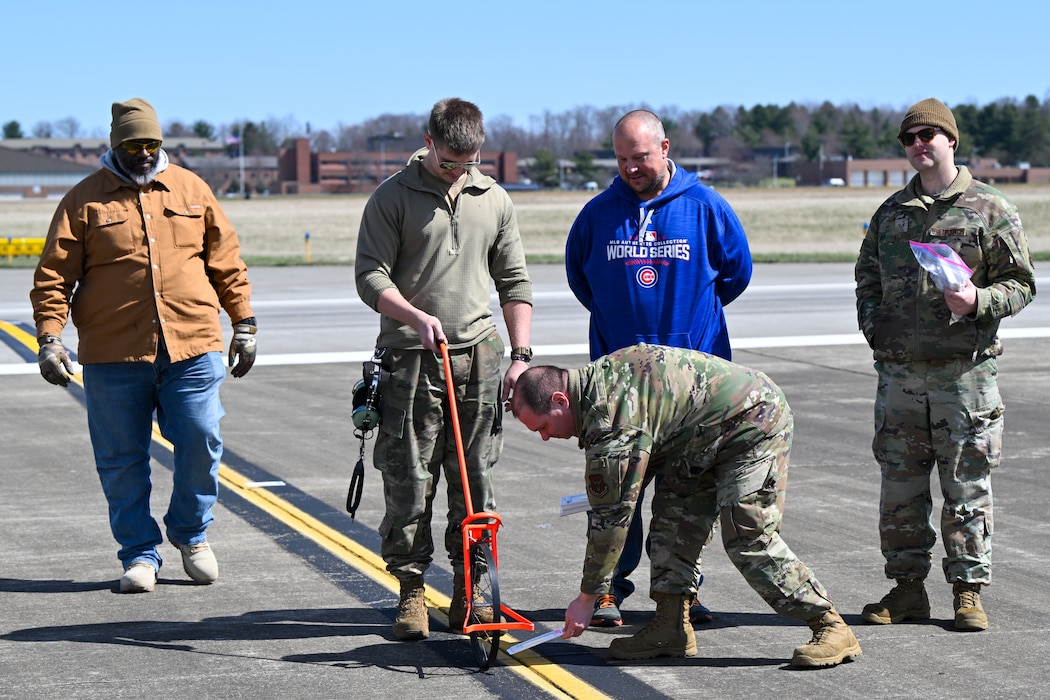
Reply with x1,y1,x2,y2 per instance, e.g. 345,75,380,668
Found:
510,343,861,667
855,98,1035,631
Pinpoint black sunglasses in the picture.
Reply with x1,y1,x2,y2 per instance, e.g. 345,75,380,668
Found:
899,127,942,147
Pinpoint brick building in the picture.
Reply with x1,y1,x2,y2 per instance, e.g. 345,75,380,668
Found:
277,138,520,194
797,156,1050,187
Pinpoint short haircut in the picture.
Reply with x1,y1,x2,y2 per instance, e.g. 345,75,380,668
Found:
428,98,485,155
614,109,666,143
513,365,568,415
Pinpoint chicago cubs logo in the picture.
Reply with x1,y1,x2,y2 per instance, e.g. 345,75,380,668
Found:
636,265,658,288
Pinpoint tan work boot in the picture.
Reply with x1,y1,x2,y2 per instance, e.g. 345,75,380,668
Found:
953,582,988,632
393,576,429,641
861,578,930,624
608,592,697,660
791,610,862,668
448,572,494,634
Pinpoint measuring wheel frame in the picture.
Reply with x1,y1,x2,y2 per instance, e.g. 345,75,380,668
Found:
440,344,534,671
466,534,501,669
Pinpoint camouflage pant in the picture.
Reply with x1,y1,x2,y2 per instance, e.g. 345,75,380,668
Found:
650,413,835,621
373,332,504,582
873,357,1002,584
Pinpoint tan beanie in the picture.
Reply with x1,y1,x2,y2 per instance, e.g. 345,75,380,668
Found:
110,98,163,148
898,97,958,144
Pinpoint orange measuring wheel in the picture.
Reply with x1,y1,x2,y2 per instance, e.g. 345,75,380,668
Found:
440,343,534,670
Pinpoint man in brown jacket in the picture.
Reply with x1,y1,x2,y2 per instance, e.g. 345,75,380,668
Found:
30,98,258,594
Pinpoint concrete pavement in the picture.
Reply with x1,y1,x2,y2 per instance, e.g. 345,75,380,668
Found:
2,266,1048,699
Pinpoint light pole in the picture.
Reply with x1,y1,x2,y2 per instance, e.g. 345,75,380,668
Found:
814,138,823,185
379,139,385,183
374,132,403,184
238,126,245,198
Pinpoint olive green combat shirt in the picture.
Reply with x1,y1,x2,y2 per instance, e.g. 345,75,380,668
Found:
567,343,791,595
355,149,532,350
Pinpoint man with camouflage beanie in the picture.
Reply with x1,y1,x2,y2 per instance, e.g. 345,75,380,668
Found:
855,97,1035,631
510,343,861,667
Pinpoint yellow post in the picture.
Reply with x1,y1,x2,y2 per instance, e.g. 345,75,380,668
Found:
304,232,311,264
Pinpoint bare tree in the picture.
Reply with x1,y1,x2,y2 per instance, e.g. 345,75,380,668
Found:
31,121,53,138
165,120,191,137
54,117,80,138
311,129,336,153
264,114,305,147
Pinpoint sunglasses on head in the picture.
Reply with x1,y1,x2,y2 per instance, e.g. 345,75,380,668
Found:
121,139,162,154
899,127,942,147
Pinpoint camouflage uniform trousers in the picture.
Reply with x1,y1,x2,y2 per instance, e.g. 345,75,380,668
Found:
373,332,505,582
873,357,1002,584
649,413,835,621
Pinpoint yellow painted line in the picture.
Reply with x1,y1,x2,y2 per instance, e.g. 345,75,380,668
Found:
0,319,41,347
209,454,605,698
0,320,85,387
1,321,609,699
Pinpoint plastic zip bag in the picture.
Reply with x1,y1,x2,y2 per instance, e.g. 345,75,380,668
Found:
909,241,972,291
909,241,973,322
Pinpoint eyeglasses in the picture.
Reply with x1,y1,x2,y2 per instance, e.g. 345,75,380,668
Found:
437,155,482,171
121,140,162,154
899,127,942,147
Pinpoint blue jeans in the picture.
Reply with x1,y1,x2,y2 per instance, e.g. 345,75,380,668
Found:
83,347,226,570
611,487,646,603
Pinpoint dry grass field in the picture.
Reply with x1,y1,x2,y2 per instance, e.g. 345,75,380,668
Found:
3,184,1049,265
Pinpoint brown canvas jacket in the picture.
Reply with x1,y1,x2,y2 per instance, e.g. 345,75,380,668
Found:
32,163,253,364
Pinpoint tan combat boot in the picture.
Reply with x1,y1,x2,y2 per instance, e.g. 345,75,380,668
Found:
393,576,429,641
953,582,988,631
448,572,494,634
791,610,863,667
861,578,930,624
608,592,697,660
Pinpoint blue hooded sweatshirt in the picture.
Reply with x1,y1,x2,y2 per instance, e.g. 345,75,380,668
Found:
565,161,752,361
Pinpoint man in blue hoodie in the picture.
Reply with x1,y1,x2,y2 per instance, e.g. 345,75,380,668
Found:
565,109,753,627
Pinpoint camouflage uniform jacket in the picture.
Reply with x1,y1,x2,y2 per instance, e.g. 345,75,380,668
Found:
567,343,791,595
855,166,1035,362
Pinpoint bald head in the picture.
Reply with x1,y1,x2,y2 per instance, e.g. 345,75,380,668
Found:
613,110,666,144
612,110,670,200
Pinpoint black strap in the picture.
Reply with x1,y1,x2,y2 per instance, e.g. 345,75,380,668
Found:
346,438,366,519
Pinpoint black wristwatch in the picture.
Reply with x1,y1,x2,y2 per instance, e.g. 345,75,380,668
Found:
510,346,533,363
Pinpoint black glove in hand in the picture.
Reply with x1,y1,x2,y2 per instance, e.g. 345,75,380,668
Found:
228,320,257,378
38,335,74,387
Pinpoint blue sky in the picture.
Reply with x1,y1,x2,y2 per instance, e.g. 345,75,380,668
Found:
4,0,1047,138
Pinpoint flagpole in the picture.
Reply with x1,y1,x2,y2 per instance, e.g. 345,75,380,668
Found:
238,124,245,197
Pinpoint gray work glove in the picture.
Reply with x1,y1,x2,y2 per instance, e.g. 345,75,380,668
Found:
38,335,74,387
228,318,257,378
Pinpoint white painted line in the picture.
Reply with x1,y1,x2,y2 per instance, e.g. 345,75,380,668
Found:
4,328,1050,373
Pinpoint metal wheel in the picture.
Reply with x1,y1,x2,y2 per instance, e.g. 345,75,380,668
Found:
467,540,501,670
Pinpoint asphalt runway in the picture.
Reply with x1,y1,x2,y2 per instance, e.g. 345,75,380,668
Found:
2,264,1048,699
